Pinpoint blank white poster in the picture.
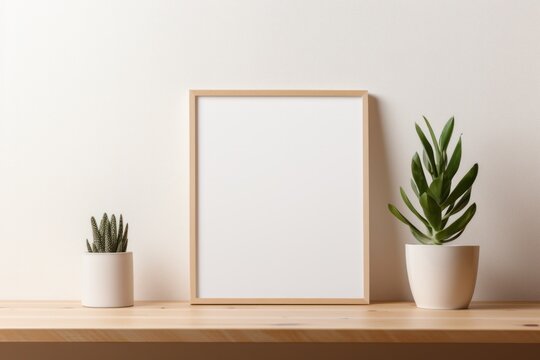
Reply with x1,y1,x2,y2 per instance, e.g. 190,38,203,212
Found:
195,94,366,300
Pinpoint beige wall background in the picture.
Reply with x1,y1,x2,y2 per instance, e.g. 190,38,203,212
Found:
0,0,539,301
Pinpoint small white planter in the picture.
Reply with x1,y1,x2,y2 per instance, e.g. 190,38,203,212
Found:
82,252,134,308
406,244,479,310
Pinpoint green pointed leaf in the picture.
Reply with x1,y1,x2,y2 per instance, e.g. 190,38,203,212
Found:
423,116,441,172
435,203,476,242
99,213,107,233
86,239,92,252
428,176,443,203
419,193,442,231
445,137,462,180
440,176,452,202
116,238,124,252
122,223,129,252
92,243,98,253
442,164,478,209
445,189,471,218
111,214,117,249
441,217,449,229
91,217,101,245
439,117,455,151
400,187,431,230
99,213,108,249
446,203,454,214
410,227,433,244
105,222,113,252
415,123,438,177
440,151,448,171
118,215,124,244
388,203,417,227
423,150,434,176
388,204,433,244
442,229,465,243
410,179,419,198
412,153,428,194
123,223,129,242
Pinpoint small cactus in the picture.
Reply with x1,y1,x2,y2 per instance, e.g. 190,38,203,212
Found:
86,213,129,253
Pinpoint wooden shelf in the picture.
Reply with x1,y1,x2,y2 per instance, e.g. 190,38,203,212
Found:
1,301,539,343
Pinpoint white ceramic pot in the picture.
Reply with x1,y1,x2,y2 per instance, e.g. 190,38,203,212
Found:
406,244,479,310
82,252,134,308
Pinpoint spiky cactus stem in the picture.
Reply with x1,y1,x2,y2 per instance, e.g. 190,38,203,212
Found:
86,213,130,253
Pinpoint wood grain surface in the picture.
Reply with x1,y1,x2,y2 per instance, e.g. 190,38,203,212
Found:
0,302,539,343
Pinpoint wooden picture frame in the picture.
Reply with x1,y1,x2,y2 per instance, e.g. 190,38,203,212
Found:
190,90,369,304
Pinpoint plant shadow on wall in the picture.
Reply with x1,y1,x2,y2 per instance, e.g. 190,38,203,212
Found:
368,96,411,300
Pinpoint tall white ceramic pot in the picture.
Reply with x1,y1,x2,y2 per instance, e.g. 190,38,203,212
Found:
406,244,479,310
82,252,134,308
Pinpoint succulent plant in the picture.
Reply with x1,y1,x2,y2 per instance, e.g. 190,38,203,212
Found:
86,213,129,252
388,117,478,245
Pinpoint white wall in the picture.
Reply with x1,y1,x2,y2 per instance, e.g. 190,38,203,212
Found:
0,0,539,301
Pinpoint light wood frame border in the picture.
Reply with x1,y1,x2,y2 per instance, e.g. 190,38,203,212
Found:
190,90,369,304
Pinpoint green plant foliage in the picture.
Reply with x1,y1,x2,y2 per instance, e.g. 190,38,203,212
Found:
86,213,129,253
388,117,478,244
